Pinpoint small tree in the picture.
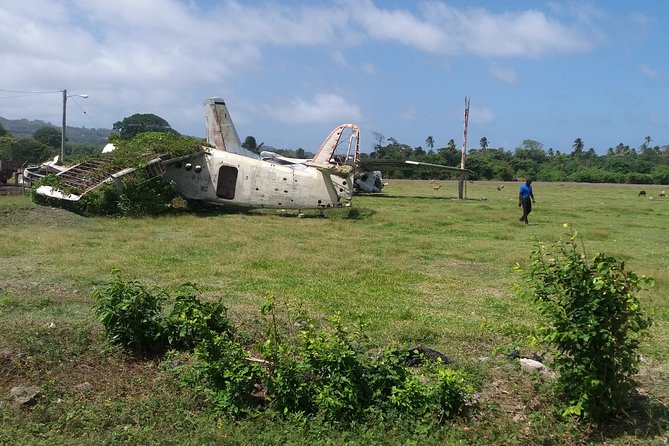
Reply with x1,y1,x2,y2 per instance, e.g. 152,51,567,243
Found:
33,126,62,149
425,136,435,151
242,136,261,153
516,226,653,420
112,113,177,140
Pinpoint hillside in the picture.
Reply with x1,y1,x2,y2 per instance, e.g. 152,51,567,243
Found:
0,116,111,146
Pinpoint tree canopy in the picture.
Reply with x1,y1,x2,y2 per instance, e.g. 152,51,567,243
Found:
0,135,55,165
365,136,669,184
33,126,62,149
112,113,178,140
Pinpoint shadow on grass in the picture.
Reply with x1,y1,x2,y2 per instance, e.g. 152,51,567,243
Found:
362,193,488,201
176,203,376,220
589,394,669,442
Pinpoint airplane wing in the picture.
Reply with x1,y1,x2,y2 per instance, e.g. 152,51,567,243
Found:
354,159,470,193
35,150,205,201
359,159,470,175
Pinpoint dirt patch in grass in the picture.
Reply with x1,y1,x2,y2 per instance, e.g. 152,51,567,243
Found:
0,204,87,227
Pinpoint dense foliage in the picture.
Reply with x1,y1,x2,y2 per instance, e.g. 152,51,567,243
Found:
516,227,654,420
363,137,669,184
93,273,232,355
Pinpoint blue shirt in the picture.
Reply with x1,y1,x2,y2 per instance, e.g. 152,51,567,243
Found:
519,184,533,199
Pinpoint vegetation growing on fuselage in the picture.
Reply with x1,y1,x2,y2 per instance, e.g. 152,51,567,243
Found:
31,132,208,217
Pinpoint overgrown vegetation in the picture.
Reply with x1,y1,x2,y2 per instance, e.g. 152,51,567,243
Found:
30,132,204,216
516,227,654,421
93,275,473,423
94,272,231,355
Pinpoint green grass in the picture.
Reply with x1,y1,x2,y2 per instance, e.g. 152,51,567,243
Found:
1,181,668,445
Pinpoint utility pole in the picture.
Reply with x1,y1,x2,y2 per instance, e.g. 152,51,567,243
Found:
59,89,88,165
60,89,67,165
458,96,470,199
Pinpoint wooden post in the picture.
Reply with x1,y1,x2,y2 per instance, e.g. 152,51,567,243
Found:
458,97,470,199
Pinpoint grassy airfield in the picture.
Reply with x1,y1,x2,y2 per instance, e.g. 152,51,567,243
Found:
1,180,667,445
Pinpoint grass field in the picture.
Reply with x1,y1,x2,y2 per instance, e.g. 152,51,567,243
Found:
1,180,668,445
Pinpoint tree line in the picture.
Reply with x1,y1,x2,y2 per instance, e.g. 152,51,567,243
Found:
360,135,669,184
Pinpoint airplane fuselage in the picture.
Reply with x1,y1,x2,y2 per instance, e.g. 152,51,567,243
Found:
163,149,354,209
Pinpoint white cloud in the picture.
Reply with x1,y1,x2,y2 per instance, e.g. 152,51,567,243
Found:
266,93,363,125
346,0,598,57
350,0,451,53
470,105,495,124
361,62,377,75
331,51,349,68
488,65,518,84
640,64,659,81
0,0,617,147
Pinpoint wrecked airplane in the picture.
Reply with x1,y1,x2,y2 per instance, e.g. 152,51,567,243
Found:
32,98,361,211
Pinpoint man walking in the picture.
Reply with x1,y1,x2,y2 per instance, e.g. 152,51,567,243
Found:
518,179,535,224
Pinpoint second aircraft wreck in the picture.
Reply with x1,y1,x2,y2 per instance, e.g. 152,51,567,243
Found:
34,98,361,211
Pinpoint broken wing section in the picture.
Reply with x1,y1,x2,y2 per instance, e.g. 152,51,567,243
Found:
204,97,259,159
34,151,204,201
307,124,360,172
304,124,360,205
355,159,471,193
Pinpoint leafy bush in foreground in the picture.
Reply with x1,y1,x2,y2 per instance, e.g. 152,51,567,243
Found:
93,273,167,354
516,226,653,420
93,273,231,355
94,276,473,423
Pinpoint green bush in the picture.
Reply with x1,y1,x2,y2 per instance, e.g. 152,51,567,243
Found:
516,227,653,420
78,183,121,216
166,287,232,349
117,176,178,217
186,333,263,415
258,310,472,423
93,279,473,422
93,272,167,354
94,273,231,355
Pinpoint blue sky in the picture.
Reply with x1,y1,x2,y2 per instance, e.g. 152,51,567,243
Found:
1,0,667,154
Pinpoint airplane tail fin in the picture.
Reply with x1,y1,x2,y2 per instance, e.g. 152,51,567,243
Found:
204,98,258,158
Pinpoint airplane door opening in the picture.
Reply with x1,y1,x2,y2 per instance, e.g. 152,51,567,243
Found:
216,166,238,199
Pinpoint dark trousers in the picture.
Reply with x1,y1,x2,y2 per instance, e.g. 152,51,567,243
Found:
520,198,532,224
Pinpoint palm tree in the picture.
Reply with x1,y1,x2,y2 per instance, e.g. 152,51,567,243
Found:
425,136,435,151
642,136,652,150
479,137,489,150
572,138,584,157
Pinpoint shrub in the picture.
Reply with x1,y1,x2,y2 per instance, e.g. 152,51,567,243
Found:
166,286,232,349
117,176,178,217
258,309,472,423
93,280,474,423
94,274,231,355
93,272,167,354
185,333,263,415
516,226,653,420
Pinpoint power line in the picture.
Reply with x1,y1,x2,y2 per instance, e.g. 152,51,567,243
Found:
69,96,98,128
0,89,61,94
0,89,62,100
